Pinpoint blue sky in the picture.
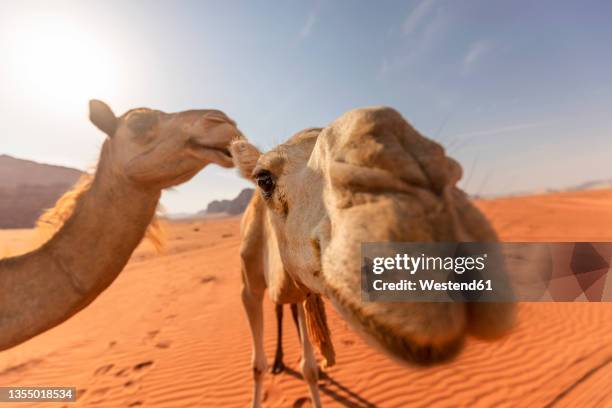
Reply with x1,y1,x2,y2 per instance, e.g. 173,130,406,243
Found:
1,0,611,212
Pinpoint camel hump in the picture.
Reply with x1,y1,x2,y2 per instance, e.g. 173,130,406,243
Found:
304,294,336,367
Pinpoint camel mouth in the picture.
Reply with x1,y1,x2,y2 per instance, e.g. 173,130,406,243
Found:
188,139,232,159
194,144,232,158
187,140,234,166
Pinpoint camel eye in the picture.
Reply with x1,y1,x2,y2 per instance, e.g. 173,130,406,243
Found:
254,170,276,198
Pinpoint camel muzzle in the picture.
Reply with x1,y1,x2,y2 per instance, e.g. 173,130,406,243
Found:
320,193,514,366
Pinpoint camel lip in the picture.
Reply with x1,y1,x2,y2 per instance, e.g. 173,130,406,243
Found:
187,140,233,158
186,141,234,168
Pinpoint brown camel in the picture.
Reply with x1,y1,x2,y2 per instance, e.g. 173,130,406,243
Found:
0,100,241,351
231,106,515,407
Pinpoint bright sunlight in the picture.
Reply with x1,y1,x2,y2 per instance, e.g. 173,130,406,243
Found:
4,13,117,113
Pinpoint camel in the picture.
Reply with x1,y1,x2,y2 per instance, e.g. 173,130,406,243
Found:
0,100,241,351
230,106,515,407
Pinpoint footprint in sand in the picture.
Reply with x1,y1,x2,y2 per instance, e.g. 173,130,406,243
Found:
93,364,114,376
147,330,160,340
115,360,154,381
115,368,129,377
155,340,172,349
201,275,216,284
111,361,155,400
133,361,154,371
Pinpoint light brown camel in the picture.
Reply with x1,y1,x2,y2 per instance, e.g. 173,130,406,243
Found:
0,100,241,351
231,106,515,407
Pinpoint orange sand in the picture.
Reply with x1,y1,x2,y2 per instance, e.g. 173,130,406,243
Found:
1,189,612,407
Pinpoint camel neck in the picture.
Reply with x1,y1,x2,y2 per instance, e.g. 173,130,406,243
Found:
42,159,161,291
0,154,160,350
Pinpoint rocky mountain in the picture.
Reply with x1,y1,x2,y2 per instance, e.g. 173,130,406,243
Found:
566,179,612,192
200,188,254,216
0,154,83,228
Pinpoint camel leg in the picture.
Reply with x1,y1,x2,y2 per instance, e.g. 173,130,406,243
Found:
242,286,267,408
271,304,285,374
290,303,300,336
296,302,322,408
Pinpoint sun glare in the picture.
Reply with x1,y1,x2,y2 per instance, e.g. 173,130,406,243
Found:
6,14,117,113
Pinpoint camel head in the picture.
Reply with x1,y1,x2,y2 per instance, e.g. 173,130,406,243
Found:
231,106,514,366
89,99,240,189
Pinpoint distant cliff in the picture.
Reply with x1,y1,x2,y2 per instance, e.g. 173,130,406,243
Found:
201,188,254,216
0,154,82,228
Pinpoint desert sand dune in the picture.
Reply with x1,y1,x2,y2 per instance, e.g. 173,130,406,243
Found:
1,189,612,407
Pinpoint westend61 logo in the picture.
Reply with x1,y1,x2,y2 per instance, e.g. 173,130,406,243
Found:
361,242,612,302
372,253,488,275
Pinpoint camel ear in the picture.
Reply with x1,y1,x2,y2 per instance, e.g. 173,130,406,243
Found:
230,140,261,180
89,99,117,137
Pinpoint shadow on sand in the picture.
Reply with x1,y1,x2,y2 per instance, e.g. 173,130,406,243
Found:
282,366,377,408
